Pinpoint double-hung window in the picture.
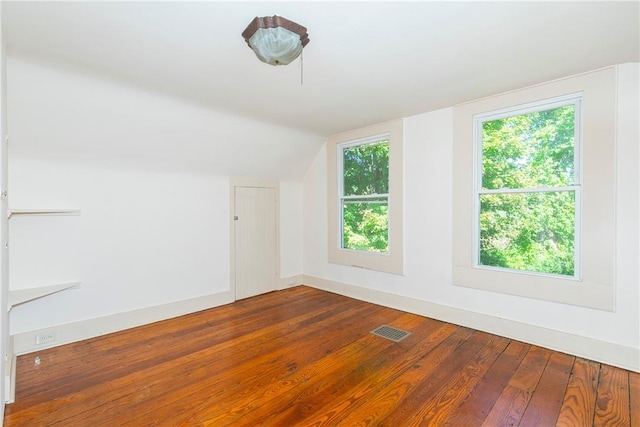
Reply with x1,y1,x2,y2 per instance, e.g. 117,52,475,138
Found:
327,119,403,275
475,95,581,278
339,136,390,253
453,67,616,310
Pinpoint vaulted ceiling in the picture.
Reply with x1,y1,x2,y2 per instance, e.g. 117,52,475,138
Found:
5,1,639,137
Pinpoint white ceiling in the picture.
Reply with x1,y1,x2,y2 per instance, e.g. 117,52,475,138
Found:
4,1,639,137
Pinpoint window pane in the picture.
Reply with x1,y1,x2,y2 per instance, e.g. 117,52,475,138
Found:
482,105,575,190
479,191,575,276
342,199,388,252
343,140,389,196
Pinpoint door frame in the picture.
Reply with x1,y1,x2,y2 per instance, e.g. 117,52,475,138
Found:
229,177,280,301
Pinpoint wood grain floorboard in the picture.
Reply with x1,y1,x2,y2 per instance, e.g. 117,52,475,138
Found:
630,370,640,427
556,357,600,427
294,320,460,427
443,340,530,426
377,331,495,426
481,345,552,426
217,313,430,427
4,286,639,426
594,364,631,427
148,306,402,426
333,327,477,426
402,335,511,426
14,285,329,407
517,351,575,427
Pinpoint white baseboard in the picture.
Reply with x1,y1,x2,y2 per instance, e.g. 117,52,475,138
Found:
12,290,234,356
302,274,640,373
11,275,638,373
11,274,304,357
4,336,15,404
278,274,303,290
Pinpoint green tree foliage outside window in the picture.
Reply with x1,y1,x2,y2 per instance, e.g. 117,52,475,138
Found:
479,104,577,276
341,140,389,252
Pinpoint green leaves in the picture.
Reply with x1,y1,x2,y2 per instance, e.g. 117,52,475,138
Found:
343,141,389,195
479,192,575,275
479,104,577,276
482,105,575,190
342,201,388,252
341,140,390,252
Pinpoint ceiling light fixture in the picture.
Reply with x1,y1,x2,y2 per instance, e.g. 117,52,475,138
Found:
242,15,310,66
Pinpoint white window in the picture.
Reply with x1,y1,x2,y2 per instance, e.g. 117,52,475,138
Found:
474,95,582,278
452,67,617,311
339,136,390,253
327,119,403,274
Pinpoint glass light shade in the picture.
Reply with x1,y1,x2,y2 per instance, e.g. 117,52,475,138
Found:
248,27,303,66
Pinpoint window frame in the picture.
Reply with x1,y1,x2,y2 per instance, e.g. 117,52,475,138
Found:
452,67,617,311
327,119,404,275
472,94,583,279
338,135,390,254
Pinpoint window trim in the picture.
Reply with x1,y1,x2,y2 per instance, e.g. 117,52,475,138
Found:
472,94,583,279
452,67,617,311
327,119,403,275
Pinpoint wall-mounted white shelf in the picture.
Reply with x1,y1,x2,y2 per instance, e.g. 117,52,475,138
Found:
8,282,80,311
8,208,81,218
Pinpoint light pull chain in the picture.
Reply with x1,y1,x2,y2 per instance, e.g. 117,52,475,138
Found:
300,50,304,86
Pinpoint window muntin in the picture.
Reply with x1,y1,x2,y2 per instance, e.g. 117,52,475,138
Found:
339,137,390,253
475,95,581,277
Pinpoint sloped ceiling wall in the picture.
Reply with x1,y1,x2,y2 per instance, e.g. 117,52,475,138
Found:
8,56,325,179
4,2,638,137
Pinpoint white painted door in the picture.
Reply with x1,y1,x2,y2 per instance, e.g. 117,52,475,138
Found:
234,186,277,300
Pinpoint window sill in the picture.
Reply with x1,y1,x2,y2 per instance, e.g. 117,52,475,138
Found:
453,265,614,311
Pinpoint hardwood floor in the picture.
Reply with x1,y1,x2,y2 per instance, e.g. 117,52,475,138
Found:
4,286,639,426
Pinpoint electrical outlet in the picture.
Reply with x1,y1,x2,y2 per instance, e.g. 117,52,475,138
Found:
35,333,56,345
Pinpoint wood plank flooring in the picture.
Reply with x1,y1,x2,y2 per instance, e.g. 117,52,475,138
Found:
4,286,639,426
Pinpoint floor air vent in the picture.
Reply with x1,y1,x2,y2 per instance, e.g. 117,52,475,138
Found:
370,325,411,342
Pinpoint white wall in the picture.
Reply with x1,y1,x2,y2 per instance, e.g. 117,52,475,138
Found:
6,56,317,345
303,64,639,371
7,56,324,179
279,181,303,280
0,0,8,413
9,158,230,334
